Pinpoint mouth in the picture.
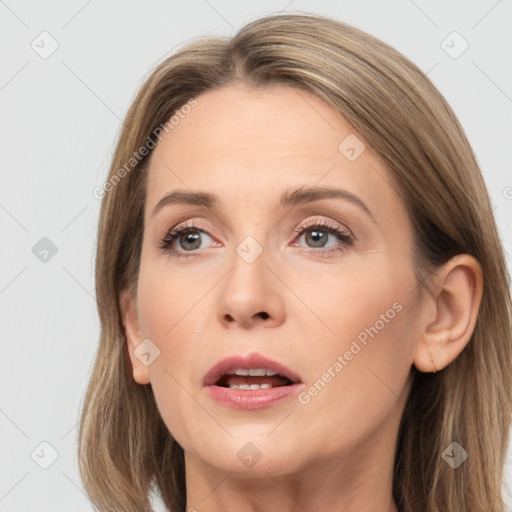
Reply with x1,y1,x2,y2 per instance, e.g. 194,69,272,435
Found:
215,369,295,390
203,352,304,409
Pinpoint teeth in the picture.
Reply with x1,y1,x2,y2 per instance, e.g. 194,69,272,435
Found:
229,383,273,390
248,369,266,376
234,368,280,377
226,368,286,390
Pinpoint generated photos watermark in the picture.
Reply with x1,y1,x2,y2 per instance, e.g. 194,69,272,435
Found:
298,301,403,405
92,97,197,200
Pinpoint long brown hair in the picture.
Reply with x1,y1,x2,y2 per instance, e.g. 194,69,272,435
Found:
78,12,512,512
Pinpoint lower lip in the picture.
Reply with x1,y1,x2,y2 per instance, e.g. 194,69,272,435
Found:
205,383,304,410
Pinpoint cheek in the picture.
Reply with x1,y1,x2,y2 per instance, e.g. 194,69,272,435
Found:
294,260,416,396
291,265,417,449
135,265,218,395
299,303,413,455
135,251,213,339
134,262,216,449
289,255,413,356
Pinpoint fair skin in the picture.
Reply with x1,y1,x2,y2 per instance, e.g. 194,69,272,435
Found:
120,84,483,511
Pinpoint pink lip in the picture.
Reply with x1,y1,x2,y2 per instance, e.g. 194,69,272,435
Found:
203,352,304,410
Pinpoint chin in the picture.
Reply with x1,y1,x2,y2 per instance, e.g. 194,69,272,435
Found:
185,437,306,477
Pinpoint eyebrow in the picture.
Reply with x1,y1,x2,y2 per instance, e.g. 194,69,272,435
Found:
151,186,375,223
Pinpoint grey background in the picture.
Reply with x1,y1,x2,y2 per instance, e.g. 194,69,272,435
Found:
1,1,511,510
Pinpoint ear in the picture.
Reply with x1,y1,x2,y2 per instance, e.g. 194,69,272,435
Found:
412,254,483,373
119,288,151,385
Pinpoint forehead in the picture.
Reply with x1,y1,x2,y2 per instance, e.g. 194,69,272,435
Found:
144,84,407,228
151,84,358,163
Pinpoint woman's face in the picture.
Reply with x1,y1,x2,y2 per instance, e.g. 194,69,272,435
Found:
126,84,425,478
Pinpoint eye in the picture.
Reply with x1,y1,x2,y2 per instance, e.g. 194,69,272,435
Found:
158,221,215,259
158,218,354,259
291,218,354,256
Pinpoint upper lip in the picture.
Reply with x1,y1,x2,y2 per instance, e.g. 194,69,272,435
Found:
203,352,302,387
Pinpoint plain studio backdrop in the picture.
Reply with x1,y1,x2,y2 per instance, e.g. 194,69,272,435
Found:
1,1,511,511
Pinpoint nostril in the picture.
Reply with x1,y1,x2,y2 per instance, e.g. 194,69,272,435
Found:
257,312,269,320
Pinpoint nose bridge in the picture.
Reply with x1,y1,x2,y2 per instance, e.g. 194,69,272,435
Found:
228,231,269,295
216,226,285,328
226,200,273,267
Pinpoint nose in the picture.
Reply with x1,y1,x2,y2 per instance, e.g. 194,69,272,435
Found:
216,242,285,330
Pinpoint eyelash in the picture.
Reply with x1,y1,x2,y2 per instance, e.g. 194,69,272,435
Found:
158,219,354,259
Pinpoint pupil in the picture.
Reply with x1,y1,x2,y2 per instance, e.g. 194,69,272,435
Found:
307,229,326,248
182,231,201,250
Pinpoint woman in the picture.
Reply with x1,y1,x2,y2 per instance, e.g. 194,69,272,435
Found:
78,12,512,512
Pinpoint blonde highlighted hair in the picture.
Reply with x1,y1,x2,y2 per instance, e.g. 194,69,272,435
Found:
78,12,512,512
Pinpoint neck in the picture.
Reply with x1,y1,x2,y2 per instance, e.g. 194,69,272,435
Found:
185,463,398,512
184,410,401,512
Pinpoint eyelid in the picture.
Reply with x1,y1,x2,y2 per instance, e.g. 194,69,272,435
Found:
292,217,354,238
159,219,213,244
161,216,352,243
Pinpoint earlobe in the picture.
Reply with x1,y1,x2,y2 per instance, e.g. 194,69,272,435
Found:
412,254,483,373
119,288,151,385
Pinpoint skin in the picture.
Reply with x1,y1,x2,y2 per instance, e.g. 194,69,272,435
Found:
120,84,483,511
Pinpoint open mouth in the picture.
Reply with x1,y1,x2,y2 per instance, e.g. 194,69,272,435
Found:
215,369,295,390
204,354,303,409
